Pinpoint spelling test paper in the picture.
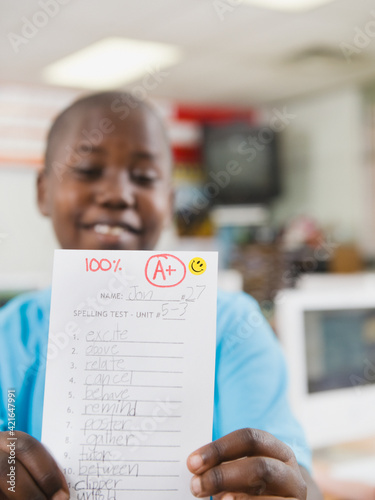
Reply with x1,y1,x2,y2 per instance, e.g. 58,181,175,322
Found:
42,249,218,500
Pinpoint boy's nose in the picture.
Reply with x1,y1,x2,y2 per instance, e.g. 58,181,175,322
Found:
95,170,136,209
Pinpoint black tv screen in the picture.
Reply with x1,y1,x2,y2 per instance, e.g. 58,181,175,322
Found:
203,122,281,205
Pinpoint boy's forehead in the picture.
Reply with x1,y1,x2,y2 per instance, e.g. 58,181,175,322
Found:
48,102,169,161
65,103,165,142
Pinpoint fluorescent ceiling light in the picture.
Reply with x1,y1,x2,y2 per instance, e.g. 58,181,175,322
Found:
241,0,335,11
42,37,182,90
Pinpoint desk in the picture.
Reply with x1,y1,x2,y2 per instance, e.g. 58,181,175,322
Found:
313,437,375,500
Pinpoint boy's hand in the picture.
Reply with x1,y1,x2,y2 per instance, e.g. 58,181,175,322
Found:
187,428,307,499
0,431,69,499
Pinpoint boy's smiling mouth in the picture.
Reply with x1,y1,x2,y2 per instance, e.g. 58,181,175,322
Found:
93,223,140,236
80,219,141,233
79,220,143,245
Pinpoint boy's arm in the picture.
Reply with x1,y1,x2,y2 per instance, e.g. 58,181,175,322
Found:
0,431,69,499
187,428,323,500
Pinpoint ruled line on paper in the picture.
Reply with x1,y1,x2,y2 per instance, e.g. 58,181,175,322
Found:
82,413,182,417
80,428,181,432
78,459,181,463
84,369,184,373
85,354,184,358
79,474,180,478
162,318,186,321
80,399,182,403
78,443,181,450
85,340,185,344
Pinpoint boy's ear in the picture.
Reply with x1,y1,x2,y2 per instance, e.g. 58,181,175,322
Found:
37,170,50,216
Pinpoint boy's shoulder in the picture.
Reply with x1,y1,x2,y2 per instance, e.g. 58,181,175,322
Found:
0,288,51,334
217,288,261,321
217,288,258,305
216,289,267,342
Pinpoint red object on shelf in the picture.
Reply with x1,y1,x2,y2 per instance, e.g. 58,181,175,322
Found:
176,105,256,124
172,146,202,163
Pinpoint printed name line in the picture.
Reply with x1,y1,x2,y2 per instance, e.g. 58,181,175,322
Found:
126,299,180,303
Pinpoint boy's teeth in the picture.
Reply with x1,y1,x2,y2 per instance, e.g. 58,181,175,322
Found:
94,224,124,236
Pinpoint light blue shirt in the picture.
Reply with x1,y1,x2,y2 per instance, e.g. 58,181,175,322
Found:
0,288,311,470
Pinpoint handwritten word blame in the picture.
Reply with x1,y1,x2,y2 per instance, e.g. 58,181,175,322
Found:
145,254,186,288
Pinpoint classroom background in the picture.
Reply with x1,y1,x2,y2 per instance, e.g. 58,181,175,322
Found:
1,0,375,498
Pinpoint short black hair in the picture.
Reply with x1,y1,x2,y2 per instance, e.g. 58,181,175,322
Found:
44,91,171,171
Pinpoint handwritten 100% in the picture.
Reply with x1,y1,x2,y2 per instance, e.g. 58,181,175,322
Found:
85,258,122,272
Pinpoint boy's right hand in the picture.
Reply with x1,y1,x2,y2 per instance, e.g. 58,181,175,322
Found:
0,431,69,499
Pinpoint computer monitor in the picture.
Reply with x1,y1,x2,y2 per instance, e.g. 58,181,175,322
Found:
275,286,375,449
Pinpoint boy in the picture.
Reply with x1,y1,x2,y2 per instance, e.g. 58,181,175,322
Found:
0,92,322,499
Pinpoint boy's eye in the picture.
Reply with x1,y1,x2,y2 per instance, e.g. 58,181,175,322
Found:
131,168,159,186
71,165,103,180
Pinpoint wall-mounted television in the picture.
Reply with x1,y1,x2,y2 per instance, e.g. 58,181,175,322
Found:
203,122,281,205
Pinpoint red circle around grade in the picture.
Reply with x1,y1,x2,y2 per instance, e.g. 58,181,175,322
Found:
145,254,186,288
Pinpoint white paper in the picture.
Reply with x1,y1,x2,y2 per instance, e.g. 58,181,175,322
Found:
42,250,217,500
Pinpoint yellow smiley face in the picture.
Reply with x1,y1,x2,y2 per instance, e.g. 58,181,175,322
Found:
189,257,207,275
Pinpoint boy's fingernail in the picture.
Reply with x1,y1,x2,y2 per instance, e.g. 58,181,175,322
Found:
52,490,70,500
189,454,203,470
190,475,202,496
222,495,234,500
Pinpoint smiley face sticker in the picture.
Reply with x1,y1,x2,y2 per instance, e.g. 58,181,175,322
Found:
189,257,207,275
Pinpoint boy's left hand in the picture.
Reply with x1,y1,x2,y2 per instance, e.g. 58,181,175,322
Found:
187,428,307,499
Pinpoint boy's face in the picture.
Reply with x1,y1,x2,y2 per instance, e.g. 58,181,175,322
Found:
38,104,173,251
